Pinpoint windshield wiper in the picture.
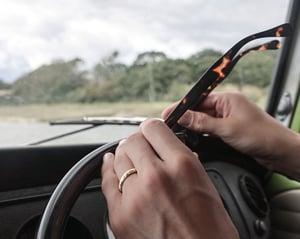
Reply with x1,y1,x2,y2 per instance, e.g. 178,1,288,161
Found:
49,116,147,126
29,117,146,146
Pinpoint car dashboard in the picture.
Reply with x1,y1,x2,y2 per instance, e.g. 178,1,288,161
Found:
0,134,270,239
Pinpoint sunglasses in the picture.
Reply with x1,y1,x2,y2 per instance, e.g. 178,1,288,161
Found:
165,23,292,129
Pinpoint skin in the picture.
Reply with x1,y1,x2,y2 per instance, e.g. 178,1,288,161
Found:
162,92,300,180
101,92,300,239
101,118,238,239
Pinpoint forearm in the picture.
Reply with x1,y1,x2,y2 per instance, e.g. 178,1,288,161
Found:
274,128,300,181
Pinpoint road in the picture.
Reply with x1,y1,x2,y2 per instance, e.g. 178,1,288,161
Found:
0,123,138,147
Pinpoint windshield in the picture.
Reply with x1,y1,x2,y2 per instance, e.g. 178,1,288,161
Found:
0,0,290,147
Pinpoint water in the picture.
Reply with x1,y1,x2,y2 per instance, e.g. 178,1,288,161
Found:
0,123,138,147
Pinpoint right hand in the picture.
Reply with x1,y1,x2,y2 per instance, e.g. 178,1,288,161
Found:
162,92,300,180
101,119,239,239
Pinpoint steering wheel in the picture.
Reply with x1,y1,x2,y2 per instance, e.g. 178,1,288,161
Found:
36,134,270,239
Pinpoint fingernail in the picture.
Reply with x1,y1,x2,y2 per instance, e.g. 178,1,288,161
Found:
178,112,192,127
103,152,114,162
192,152,199,159
118,139,126,146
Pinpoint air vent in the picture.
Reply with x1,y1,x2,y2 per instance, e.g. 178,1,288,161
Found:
239,175,269,217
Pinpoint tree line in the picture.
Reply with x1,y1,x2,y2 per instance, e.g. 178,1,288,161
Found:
0,49,278,104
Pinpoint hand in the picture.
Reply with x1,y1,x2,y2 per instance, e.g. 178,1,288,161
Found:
162,92,300,180
101,119,239,239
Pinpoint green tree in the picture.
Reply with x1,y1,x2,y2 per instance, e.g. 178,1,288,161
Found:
116,64,150,101
133,51,167,65
0,79,11,89
92,51,127,83
80,51,127,102
131,51,168,102
187,49,223,84
226,51,278,88
12,58,88,104
7,47,278,104
152,59,192,101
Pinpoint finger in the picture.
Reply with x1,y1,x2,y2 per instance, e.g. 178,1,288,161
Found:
140,119,193,162
197,93,219,110
114,140,136,180
196,92,237,117
161,102,179,119
161,95,219,122
120,132,161,171
178,110,225,136
101,153,121,213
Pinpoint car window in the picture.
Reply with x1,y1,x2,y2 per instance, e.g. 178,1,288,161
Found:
0,0,290,147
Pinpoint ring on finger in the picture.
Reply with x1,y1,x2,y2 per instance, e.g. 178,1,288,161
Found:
118,168,137,193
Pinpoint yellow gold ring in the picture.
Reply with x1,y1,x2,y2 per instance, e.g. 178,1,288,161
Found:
118,168,137,193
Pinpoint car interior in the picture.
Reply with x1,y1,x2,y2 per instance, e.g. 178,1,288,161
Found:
0,1,300,239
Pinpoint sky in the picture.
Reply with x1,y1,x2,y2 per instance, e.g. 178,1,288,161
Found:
0,0,290,82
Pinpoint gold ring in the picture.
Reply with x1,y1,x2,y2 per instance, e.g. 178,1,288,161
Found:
118,168,137,193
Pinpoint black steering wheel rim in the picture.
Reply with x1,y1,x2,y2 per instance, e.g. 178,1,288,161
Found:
36,134,270,239
36,140,120,239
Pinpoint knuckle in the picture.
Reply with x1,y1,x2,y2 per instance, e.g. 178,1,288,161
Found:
227,92,247,105
115,133,141,154
141,118,164,133
126,132,144,146
194,113,208,131
172,151,201,176
125,195,145,218
143,167,167,193
182,111,208,133
109,215,128,237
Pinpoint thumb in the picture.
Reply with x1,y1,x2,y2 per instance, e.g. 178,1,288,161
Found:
178,110,225,136
101,153,121,215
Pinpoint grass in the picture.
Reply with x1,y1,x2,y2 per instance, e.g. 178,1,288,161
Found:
0,84,269,123
215,83,270,108
0,102,172,122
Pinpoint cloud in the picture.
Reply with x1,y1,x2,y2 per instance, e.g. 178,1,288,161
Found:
0,0,290,82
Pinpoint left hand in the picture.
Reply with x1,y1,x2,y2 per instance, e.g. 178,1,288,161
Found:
101,118,239,239
162,92,300,180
